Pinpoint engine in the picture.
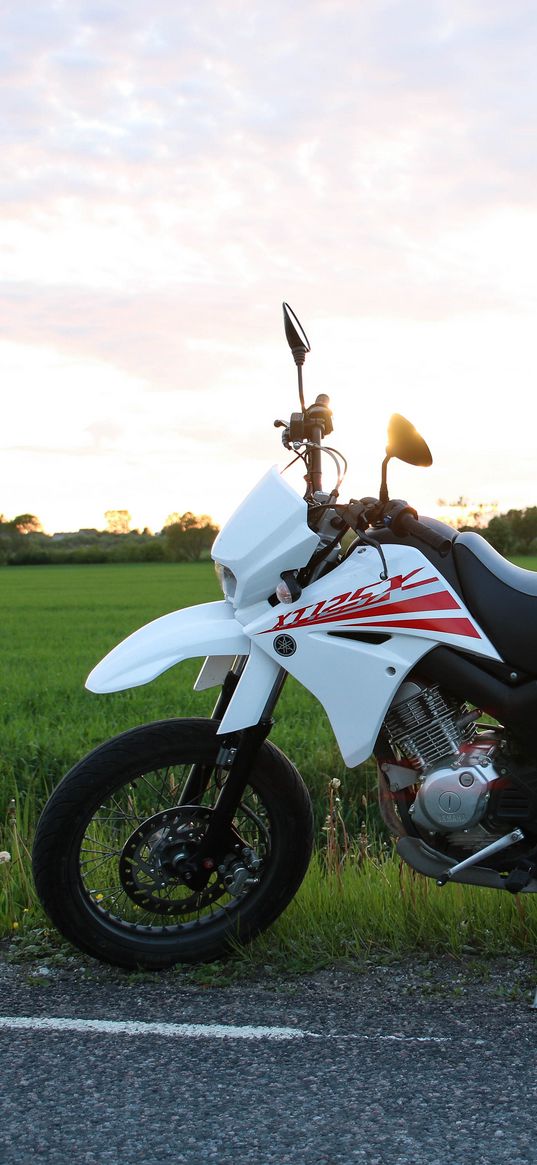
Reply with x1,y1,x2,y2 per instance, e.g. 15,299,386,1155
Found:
383,681,502,838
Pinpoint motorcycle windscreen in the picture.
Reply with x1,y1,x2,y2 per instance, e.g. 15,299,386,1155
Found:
211,467,319,609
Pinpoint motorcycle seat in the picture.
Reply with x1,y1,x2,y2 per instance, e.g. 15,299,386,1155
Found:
453,532,537,674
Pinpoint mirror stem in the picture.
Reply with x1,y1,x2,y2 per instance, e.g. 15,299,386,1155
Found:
380,455,390,506
297,365,305,412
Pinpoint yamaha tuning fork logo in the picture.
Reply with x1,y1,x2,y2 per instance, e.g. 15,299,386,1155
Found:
273,633,297,657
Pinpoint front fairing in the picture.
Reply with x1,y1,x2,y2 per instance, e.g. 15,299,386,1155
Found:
211,467,320,608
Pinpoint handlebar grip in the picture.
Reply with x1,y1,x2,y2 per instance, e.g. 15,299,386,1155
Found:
399,513,452,556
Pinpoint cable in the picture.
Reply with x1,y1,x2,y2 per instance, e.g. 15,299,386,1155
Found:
281,449,309,475
323,445,348,483
282,440,347,501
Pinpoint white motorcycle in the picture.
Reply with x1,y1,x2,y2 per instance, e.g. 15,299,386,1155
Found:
33,304,537,969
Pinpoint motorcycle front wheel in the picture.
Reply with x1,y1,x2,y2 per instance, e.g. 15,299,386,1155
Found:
32,718,314,970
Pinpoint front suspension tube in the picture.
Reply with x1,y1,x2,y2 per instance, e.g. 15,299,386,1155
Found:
178,659,247,806
208,720,274,837
180,668,288,888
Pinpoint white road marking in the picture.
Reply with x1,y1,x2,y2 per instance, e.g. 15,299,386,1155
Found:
0,1015,461,1043
338,1033,454,1043
0,1016,316,1041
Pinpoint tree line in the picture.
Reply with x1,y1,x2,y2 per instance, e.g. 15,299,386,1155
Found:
2,504,537,566
477,507,537,557
0,511,219,566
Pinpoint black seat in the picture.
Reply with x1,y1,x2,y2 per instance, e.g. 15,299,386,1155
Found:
453,532,537,674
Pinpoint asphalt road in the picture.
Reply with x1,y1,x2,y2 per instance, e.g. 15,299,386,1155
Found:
1,954,536,1165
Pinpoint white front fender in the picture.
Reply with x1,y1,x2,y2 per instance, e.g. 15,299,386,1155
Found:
86,601,249,694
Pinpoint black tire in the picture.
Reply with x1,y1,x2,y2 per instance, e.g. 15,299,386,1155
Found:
32,718,314,970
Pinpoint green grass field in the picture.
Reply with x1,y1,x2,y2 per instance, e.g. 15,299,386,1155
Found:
2,557,537,967
0,561,366,821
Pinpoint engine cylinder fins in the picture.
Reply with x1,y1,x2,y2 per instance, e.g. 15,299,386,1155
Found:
384,682,475,773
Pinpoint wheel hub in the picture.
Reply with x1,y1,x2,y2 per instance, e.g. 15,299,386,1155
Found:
118,806,262,916
118,806,225,915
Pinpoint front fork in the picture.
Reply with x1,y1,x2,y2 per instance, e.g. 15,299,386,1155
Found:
176,659,288,888
177,661,248,805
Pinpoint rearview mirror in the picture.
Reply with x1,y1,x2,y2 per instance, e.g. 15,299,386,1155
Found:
282,302,311,364
386,414,432,467
282,302,311,411
380,414,432,503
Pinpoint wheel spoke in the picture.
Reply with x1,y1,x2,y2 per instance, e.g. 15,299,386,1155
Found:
33,720,313,971
80,854,121,874
78,762,270,935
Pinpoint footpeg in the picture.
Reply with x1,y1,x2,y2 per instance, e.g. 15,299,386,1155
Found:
436,828,524,886
503,860,537,894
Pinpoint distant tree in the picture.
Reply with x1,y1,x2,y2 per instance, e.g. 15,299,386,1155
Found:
104,510,131,535
479,515,516,555
138,539,166,562
513,507,537,551
164,513,181,527
482,507,537,556
163,512,218,562
0,516,13,563
0,512,42,563
11,513,42,534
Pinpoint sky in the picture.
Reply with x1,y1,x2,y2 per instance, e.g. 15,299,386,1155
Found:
2,0,537,534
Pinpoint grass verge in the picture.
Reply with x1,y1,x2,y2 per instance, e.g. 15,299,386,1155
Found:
4,826,537,973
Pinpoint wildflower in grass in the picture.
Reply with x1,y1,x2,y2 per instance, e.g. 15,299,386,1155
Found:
0,851,11,863
12,922,18,930
324,777,349,877
357,821,370,865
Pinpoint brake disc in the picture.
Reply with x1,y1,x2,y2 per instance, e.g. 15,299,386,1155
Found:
118,806,226,916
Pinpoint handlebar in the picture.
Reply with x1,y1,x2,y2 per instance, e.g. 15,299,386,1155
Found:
317,497,453,558
395,512,452,556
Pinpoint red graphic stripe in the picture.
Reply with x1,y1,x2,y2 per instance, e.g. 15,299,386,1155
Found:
343,590,459,622
353,616,481,639
280,589,460,631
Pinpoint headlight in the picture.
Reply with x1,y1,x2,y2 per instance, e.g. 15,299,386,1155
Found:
214,562,237,600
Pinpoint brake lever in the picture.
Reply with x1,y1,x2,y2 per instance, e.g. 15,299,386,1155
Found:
274,419,293,450
337,499,389,580
335,500,369,532
354,529,389,581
